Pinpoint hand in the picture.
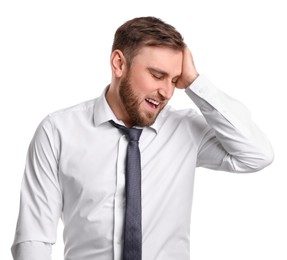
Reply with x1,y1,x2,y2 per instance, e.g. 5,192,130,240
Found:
176,47,199,89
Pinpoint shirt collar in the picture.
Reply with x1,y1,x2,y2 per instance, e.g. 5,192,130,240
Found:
93,85,165,134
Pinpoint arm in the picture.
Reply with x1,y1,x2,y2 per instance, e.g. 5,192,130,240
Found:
186,75,274,172
11,117,62,259
177,47,274,172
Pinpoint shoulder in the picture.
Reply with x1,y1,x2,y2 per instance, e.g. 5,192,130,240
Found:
48,98,97,120
161,105,205,124
157,105,208,134
37,98,98,133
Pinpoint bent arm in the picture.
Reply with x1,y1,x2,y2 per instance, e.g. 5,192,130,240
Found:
11,117,62,259
186,75,274,173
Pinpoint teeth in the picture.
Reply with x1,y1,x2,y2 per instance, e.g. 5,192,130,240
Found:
146,98,160,106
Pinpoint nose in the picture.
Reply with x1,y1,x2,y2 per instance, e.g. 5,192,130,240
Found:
158,81,175,100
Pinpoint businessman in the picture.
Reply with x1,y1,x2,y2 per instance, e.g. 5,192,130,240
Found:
11,16,274,260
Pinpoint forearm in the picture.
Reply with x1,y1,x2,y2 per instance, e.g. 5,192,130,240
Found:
11,241,52,260
186,75,274,172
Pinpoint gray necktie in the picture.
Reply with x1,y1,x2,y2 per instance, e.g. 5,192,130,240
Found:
110,120,143,260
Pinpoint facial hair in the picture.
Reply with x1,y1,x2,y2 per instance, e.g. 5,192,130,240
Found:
119,72,164,127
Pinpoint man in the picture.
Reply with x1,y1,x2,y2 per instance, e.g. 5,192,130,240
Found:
11,16,273,260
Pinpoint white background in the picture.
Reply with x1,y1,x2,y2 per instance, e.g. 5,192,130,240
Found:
1,0,286,259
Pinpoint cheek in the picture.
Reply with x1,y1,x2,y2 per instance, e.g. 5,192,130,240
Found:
130,74,156,94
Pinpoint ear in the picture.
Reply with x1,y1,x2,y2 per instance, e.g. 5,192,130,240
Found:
110,50,126,78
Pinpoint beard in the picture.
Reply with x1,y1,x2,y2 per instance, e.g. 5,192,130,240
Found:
119,72,164,127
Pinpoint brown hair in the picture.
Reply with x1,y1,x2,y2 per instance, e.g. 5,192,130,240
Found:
112,16,185,66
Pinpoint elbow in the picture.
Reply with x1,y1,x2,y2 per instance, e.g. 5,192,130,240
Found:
258,139,275,170
233,145,274,173
255,152,274,172
245,146,274,173
259,147,274,170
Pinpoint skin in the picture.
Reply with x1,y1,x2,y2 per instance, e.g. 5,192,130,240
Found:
106,46,199,127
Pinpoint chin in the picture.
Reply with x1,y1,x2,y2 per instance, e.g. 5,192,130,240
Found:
137,114,158,127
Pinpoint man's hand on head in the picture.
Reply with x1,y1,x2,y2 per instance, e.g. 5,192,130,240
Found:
176,47,199,89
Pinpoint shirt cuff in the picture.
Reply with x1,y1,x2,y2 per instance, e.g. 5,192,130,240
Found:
11,241,52,260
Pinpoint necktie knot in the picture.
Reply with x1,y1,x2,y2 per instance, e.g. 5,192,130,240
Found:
126,128,142,142
110,120,142,142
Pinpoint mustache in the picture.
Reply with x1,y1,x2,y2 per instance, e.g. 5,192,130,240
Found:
145,94,166,102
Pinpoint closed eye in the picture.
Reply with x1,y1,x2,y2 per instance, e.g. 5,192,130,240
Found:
151,73,164,80
148,68,167,81
147,67,180,84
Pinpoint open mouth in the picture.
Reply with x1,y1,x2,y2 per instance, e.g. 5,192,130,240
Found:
145,98,160,109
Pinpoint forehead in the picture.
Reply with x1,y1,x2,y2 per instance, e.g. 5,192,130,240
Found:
131,46,183,76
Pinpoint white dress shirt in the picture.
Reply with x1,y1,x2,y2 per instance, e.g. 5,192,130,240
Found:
11,75,274,260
